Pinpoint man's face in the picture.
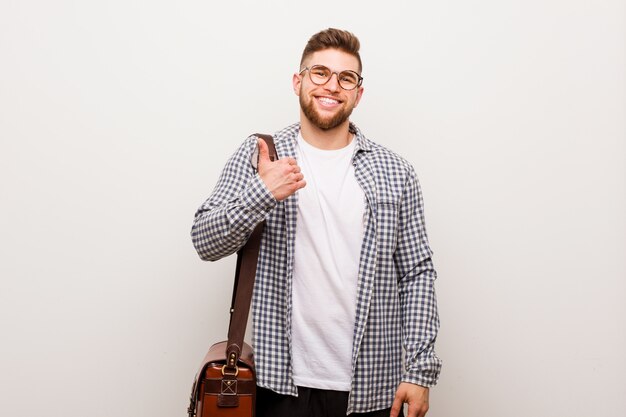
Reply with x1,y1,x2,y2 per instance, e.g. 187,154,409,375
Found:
293,48,364,131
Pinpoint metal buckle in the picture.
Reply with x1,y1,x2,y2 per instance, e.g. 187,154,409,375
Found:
221,364,239,377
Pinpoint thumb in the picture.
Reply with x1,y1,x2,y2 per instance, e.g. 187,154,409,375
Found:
257,138,271,166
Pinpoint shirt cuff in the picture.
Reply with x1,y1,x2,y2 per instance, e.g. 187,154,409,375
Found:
235,173,277,229
402,358,442,387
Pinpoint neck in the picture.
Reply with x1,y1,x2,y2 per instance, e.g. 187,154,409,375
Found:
299,116,353,150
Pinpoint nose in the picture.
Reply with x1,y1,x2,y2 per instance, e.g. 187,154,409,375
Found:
324,72,341,92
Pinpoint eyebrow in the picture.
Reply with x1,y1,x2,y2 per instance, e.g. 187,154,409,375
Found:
309,64,361,75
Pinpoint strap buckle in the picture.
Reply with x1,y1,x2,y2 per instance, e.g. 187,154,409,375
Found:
221,364,239,377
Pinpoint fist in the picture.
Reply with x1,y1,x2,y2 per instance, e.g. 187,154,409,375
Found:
257,138,306,201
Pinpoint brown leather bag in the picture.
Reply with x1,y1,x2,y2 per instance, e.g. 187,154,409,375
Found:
188,134,277,417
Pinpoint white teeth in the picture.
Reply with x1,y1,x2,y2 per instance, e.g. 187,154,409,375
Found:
319,97,338,104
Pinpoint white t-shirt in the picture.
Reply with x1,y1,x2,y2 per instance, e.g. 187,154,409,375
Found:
291,133,365,391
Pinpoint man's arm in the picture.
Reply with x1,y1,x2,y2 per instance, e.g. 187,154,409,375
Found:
191,137,305,261
191,137,275,261
391,165,442,416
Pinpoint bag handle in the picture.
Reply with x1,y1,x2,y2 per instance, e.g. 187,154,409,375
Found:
224,133,277,372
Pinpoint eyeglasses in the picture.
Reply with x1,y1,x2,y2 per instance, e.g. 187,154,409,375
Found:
299,65,363,91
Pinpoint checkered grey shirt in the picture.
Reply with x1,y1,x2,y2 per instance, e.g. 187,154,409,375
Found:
192,122,442,414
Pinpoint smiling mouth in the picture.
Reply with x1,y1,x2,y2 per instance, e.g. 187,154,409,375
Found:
316,96,341,107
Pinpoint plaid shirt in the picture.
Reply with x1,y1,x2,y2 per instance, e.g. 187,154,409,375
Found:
192,122,442,414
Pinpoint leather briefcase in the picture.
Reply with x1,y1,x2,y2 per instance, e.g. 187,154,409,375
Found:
188,134,276,417
188,342,255,417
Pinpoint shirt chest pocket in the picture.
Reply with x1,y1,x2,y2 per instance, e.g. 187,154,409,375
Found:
375,200,399,254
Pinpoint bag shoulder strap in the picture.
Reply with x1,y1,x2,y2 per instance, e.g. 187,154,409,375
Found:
224,133,276,369
188,134,276,417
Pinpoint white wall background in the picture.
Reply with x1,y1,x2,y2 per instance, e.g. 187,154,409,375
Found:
1,1,624,416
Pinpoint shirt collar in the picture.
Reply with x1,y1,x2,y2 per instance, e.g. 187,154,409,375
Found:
349,122,373,153
278,122,374,155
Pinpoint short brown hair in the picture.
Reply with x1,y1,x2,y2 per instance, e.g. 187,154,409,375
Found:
300,28,362,72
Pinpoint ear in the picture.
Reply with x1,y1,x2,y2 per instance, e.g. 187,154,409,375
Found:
353,86,364,108
292,73,302,96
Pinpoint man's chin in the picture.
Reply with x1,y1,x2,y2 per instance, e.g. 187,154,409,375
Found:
306,109,352,130
314,117,348,130
300,97,353,130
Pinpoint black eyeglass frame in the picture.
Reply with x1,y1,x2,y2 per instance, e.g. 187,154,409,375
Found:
299,65,364,91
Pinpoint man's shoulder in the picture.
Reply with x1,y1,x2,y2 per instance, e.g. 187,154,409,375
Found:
242,122,300,150
238,123,300,167
270,122,301,145
358,132,415,175
240,122,300,144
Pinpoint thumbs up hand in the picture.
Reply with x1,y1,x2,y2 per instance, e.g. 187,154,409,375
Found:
257,138,306,201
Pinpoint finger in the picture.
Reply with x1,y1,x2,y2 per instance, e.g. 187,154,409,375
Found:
406,402,419,417
288,165,303,176
283,157,297,165
257,138,271,164
291,173,304,182
408,400,428,417
389,396,403,417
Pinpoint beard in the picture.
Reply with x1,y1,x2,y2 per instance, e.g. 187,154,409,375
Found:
299,93,355,131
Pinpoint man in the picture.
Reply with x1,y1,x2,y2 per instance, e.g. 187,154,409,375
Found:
192,28,441,417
